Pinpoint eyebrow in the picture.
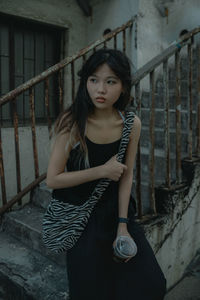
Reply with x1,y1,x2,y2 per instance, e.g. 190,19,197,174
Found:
90,74,119,79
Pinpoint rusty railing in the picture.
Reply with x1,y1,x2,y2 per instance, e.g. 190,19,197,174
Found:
132,27,200,218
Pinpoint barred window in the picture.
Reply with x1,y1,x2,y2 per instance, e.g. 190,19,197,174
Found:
0,14,65,126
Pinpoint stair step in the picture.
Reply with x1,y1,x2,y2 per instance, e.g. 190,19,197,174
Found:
0,231,68,300
2,204,66,266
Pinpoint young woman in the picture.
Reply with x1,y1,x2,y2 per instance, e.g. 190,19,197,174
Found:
46,48,166,300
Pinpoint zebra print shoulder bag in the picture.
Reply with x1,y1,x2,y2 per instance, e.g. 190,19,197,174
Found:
42,110,135,253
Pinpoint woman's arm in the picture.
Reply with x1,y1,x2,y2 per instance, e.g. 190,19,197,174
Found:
46,132,127,189
117,115,141,234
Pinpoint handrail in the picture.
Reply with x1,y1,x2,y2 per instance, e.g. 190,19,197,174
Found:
0,173,46,215
0,18,135,107
132,26,200,84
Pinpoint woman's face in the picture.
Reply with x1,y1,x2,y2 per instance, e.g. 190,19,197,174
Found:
86,63,123,110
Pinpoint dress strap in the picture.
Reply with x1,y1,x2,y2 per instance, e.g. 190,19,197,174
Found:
118,110,125,123
72,141,80,150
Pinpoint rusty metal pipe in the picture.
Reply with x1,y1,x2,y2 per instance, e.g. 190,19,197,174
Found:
175,50,182,183
197,45,200,156
58,70,64,112
149,71,156,214
0,127,7,205
71,61,75,102
29,88,39,179
123,29,126,53
44,78,52,134
135,82,142,218
12,98,22,200
188,43,193,160
163,60,171,188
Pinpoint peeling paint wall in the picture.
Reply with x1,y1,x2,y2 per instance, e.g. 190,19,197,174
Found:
144,163,200,288
137,0,164,68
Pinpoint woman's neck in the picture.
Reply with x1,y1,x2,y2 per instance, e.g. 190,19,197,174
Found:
90,107,119,121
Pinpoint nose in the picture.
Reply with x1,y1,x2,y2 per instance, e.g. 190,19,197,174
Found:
97,81,106,94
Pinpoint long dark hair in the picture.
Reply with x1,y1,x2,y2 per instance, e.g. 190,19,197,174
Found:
52,48,132,156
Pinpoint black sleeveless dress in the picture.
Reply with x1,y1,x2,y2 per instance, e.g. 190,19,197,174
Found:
53,136,167,300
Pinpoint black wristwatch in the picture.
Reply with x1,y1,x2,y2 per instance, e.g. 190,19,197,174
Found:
118,217,129,224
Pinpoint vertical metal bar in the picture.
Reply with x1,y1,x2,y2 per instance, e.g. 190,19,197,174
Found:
123,29,126,53
0,127,7,205
163,59,171,188
58,70,64,112
188,43,193,160
175,50,182,183
9,23,15,127
44,78,52,134
29,87,39,179
135,82,142,218
114,35,117,49
134,18,138,50
82,54,86,63
149,71,156,214
22,29,25,124
71,61,75,102
12,97,22,203
197,45,200,157
0,42,2,126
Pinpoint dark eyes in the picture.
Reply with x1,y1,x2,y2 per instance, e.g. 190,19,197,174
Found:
107,80,117,85
88,78,117,85
89,78,97,83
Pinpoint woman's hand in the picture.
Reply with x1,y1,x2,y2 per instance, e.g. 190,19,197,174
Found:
113,223,134,263
102,155,127,181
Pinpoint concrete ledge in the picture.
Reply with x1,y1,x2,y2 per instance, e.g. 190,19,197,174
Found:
2,204,66,266
0,232,68,300
141,162,200,288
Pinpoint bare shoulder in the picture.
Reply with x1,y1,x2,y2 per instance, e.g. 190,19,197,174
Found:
130,114,141,140
51,131,72,155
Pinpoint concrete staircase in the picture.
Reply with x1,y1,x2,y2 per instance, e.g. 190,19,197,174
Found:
0,183,69,300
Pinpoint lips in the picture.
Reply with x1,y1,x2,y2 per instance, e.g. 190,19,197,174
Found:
96,97,105,103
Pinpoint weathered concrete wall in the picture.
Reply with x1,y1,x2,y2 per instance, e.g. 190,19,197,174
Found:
161,0,200,46
137,0,164,69
136,0,200,75
0,126,50,206
87,0,139,71
144,162,200,288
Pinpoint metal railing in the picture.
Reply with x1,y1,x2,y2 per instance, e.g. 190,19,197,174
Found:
0,18,135,215
132,27,200,218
